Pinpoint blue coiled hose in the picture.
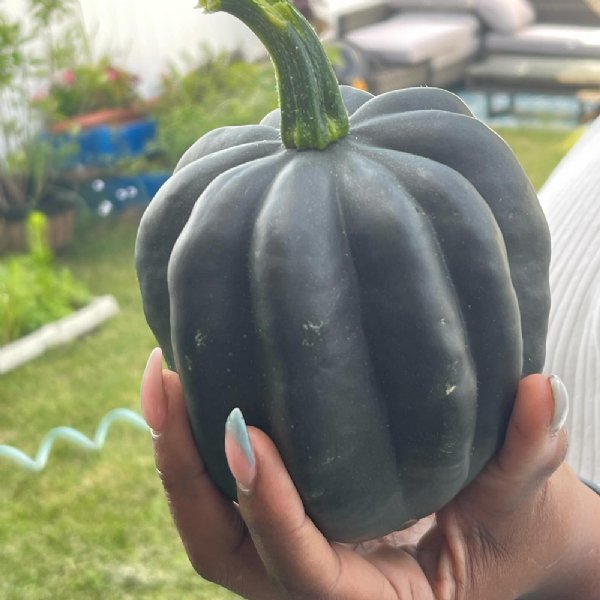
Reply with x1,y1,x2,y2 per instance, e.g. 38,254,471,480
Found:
0,408,149,471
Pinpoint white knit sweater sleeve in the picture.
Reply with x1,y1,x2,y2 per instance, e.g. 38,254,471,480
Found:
539,120,600,483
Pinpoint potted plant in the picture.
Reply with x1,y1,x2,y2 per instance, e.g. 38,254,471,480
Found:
33,58,147,134
33,57,153,174
0,210,92,349
0,135,80,254
0,9,80,254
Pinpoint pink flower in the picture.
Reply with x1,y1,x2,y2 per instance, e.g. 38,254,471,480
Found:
31,89,49,102
62,69,76,85
106,67,118,82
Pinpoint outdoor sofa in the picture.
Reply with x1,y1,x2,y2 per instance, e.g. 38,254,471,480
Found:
335,1,482,93
334,0,600,101
482,0,600,59
464,0,600,119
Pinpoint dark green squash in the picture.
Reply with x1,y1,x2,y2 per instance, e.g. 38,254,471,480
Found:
135,0,551,542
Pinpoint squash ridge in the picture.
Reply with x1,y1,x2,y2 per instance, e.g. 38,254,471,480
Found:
350,109,549,375
335,148,478,514
135,142,286,367
167,154,291,500
249,153,405,539
352,144,522,479
175,124,281,172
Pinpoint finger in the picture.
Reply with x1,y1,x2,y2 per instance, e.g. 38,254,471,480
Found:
140,347,167,430
225,408,402,600
494,375,569,485
468,374,569,511
140,350,268,594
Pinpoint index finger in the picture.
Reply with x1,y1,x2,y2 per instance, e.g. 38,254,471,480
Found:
141,350,273,597
228,417,407,600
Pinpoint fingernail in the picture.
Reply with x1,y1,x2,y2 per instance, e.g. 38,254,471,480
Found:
141,347,167,432
225,408,256,494
549,375,569,435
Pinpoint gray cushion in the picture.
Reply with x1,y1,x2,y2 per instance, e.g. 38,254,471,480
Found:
486,24,600,57
345,12,480,64
477,0,535,33
390,0,476,9
431,36,479,69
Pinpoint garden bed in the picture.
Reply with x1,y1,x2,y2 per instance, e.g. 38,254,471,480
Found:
0,209,76,255
0,295,119,374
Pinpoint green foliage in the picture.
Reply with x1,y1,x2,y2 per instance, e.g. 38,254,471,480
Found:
34,58,143,123
1,135,77,214
0,15,24,88
29,0,76,27
151,51,278,167
21,0,132,125
0,212,90,345
0,9,29,169
27,0,90,76
0,0,87,216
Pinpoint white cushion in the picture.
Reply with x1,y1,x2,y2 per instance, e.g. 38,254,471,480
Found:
390,0,476,9
345,12,480,65
477,0,535,33
486,24,600,57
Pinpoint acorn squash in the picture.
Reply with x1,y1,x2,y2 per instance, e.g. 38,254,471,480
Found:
135,0,551,542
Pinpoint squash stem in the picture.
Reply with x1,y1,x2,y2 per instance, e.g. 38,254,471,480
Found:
198,0,349,150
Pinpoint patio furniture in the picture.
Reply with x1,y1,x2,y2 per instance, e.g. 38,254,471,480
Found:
465,0,600,118
475,0,600,55
465,55,600,119
528,0,600,27
484,23,600,59
333,0,600,100
335,2,481,93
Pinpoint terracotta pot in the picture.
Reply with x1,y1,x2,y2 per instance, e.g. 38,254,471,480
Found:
49,107,146,134
0,209,76,255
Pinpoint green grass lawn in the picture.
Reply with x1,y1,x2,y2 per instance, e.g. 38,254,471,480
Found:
0,220,240,599
0,124,580,599
495,125,584,191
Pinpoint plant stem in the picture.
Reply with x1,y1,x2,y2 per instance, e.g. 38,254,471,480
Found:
198,0,349,150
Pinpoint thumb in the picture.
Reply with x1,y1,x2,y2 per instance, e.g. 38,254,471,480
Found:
465,374,569,514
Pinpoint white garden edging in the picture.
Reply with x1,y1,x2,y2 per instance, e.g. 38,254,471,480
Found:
0,295,120,374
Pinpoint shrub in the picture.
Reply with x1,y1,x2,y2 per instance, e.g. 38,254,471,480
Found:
150,51,278,167
0,212,90,345
33,59,143,124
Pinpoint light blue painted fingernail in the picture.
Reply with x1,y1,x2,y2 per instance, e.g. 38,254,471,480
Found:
226,407,255,469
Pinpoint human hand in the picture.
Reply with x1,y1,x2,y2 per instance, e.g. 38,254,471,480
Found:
141,348,599,599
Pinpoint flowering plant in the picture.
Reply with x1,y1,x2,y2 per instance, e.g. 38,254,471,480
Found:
1,0,91,221
33,58,143,124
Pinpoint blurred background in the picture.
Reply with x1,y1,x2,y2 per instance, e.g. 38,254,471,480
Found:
0,0,596,598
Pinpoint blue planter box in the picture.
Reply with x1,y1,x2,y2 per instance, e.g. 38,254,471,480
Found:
50,119,158,168
139,172,170,197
